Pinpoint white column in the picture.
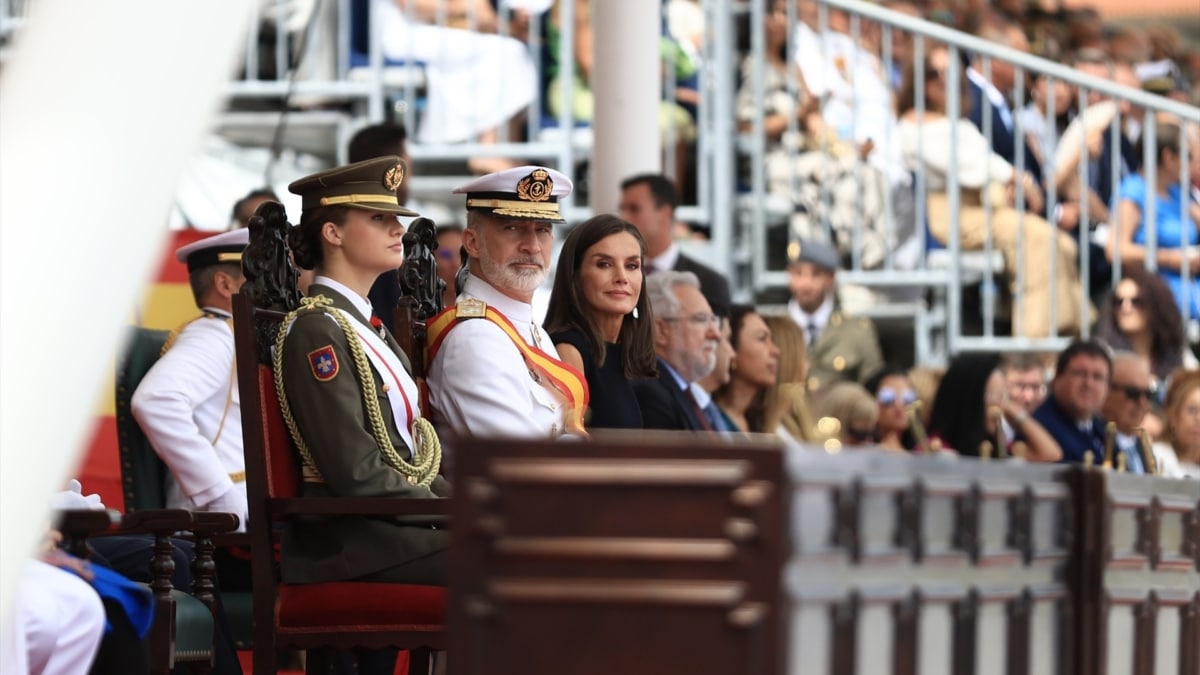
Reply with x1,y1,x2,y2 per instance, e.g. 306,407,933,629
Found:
590,0,662,214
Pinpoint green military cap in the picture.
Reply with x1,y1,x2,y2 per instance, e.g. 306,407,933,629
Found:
786,237,840,271
288,155,419,217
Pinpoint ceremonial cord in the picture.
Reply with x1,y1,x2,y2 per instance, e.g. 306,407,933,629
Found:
273,295,442,487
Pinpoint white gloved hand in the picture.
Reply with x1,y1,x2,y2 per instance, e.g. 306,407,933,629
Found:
204,486,249,533
50,479,107,511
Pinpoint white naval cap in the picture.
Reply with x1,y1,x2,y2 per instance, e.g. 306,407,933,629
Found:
453,165,573,222
175,228,250,272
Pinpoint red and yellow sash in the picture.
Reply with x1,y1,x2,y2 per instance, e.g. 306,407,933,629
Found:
426,304,589,435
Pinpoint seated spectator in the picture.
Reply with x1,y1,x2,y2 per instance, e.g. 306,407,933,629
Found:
1153,368,1200,478
1018,71,1073,172
1101,351,1162,474
1000,352,1049,413
693,316,739,432
784,238,883,391
545,214,658,430
927,353,1061,460
1097,265,1196,384
763,314,815,442
619,173,732,316
899,43,1089,338
864,365,916,452
229,187,279,230
1030,338,1112,464
377,0,541,173
1108,121,1200,320
812,381,880,451
633,271,721,431
791,2,919,273
735,0,892,269
968,18,1043,185
714,305,780,434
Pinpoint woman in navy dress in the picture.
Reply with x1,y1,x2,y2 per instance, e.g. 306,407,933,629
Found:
545,214,658,429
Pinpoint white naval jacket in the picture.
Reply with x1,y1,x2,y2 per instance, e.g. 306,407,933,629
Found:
426,274,567,439
131,309,245,516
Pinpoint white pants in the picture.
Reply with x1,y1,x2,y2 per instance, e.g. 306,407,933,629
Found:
378,0,536,144
0,560,106,675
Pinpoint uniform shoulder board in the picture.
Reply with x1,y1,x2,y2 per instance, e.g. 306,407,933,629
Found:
456,297,487,319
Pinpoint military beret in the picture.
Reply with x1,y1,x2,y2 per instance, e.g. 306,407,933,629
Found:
288,155,419,217
175,228,250,273
453,165,573,222
786,238,840,271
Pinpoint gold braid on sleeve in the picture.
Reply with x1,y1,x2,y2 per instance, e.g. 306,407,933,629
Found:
272,295,442,487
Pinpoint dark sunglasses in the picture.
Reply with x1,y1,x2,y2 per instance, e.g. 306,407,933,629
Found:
1112,294,1144,309
925,67,946,81
1116,384,1156,402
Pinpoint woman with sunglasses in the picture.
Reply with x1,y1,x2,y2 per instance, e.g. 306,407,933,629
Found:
927,353,1062,461
864,365,917,452
1097,265,1195,385
545,214,658,430
714,305,781,434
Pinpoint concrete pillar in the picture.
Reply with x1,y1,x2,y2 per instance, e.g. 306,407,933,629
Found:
590,0,662,213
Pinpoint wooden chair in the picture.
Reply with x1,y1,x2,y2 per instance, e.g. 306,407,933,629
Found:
56,508,239,675
114,323,256,649
233,201,448,675
447,431,788,675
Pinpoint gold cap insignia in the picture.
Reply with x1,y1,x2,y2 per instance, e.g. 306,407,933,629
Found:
833,356,846,371
516,168,553,203
384,163,406,191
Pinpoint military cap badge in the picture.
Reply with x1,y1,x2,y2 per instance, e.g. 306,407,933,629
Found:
516,168,553,203
384,163,406,192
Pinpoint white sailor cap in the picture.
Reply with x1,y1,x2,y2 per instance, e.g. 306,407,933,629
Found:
453,165,573,222
175,229,250,272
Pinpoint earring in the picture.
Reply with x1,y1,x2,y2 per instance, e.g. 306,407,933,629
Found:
632,307,639,319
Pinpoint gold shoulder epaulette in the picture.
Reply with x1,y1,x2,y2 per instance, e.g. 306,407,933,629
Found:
456,297,487,319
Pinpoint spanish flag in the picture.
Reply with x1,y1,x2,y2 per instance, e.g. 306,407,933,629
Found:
78,229,216,512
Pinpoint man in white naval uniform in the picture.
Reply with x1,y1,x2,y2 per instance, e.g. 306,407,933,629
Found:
132,228,250,530
427,165,583,439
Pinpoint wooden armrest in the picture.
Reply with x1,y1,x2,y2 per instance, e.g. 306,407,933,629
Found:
55,509,119,537
210,531,252,549
189,512,240,534
121,508,194,534
267,497,452,518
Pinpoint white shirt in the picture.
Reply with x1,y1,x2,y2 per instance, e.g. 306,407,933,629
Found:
967,67,1014,131
787,296,834,343
647,242,682,275
427,273,567,439
131,307,245,520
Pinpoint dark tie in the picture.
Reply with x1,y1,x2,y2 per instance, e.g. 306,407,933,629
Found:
702,400,727,432
807,322,819,346
687,390,715,432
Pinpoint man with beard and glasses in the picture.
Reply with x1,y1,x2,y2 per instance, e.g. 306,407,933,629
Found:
426,166,588,440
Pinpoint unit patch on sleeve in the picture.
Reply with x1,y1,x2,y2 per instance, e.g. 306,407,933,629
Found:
308,345,339,381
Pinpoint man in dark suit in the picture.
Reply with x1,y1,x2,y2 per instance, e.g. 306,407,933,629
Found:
619,173,732,317
633,271,722,431
1029,339,1113,465
967,20,1044,186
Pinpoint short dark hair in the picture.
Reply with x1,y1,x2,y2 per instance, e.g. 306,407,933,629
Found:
188,262,243,306
1053,338,1112,379
620,173,679,210
231,187,280,228
1000,352,1045,373
347,122,408,163
544,214,658,379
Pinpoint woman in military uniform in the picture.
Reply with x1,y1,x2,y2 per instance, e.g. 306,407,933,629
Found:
277,155,449,589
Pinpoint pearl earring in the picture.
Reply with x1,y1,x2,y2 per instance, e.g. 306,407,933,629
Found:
632,307,639,319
